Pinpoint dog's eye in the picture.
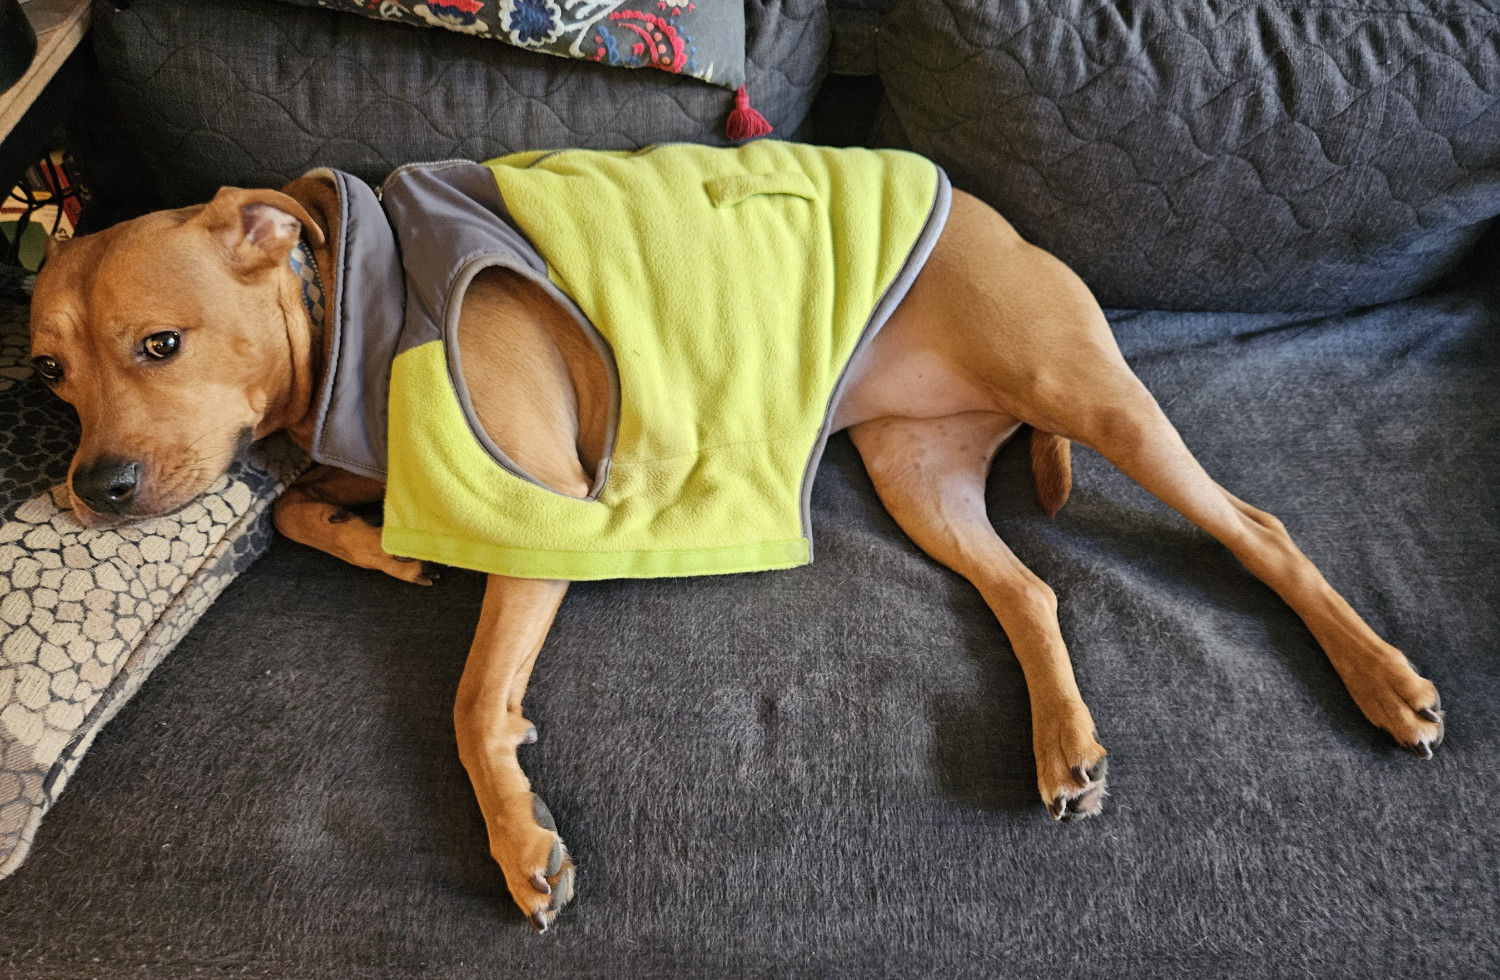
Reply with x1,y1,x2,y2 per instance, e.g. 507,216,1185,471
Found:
143,331,181,360
31,356,63,383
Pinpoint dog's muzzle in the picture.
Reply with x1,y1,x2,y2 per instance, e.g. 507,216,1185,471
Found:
71,458,142,514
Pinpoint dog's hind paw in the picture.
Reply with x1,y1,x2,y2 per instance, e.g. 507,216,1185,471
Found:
1035,716,1108,821
1335,648,1444,759
1046,756,1108,821
1400,691,1445,760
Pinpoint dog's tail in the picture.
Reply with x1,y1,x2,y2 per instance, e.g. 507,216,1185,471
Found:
1030,428,1072,518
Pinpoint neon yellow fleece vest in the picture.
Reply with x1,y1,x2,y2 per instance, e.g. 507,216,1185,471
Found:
378,142,950,580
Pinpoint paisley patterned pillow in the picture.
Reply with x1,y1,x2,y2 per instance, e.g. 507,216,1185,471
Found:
0,268,307,878
276,0,747,90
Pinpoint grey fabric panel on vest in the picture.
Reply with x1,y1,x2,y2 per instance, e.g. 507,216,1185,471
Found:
87,0,829,209
308,171,405,482
874,0,1500,312
2,259,1496,977
374,159,614,494
379,160,550,360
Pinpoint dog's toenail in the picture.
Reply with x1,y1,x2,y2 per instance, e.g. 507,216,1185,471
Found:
521,726,538,745
530,872,551,895
1419,707,1441,723
1048,796,1067,820
529,910,549,933
545,838,564,877
1071,764,1089,787
532,795,557,833
1411,741,1433,760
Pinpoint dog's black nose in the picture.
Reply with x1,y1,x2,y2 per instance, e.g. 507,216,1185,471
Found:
72,459,142,513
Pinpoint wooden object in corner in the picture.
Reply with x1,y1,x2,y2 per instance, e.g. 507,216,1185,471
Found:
0,0,92,143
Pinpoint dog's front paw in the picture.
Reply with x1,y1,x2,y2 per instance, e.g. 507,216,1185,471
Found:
1034,712,1108,821
489,793,576,933
387,554,442,587
320,508,443,585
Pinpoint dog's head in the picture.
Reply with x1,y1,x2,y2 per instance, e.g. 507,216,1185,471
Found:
29,187,324,527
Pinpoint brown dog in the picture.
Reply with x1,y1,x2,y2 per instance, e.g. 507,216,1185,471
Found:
27,151,1443,932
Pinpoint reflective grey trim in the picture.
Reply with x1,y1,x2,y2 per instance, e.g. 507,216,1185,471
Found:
308,169,406,481
800,167,954,557
376,159,477,200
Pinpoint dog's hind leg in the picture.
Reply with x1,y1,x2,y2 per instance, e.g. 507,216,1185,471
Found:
1028,367,1445,759
454,575,576,932
850,411,1109,819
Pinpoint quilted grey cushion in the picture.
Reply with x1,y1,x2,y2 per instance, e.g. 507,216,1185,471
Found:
90,0,828,208
875,0,1500,312
827,0,895,74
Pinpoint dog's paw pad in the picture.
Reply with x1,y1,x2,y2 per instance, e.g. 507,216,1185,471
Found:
1071,757,1107,788
524,841,575,933
1043,748,1107,822
1049,776,1107,821
532,794,558,832
1408,697,1443,759
506,795,576,934
1036,720,1108,822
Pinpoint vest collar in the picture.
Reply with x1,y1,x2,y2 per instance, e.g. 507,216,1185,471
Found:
305,168,407,482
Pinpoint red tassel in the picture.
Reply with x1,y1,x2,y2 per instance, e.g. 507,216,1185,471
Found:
726,85,773,141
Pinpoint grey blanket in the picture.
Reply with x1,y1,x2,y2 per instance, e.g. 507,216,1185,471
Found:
1,257,1496,977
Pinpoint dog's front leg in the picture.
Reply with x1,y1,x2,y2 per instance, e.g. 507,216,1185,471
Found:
455,574,576,932
272,465,437,585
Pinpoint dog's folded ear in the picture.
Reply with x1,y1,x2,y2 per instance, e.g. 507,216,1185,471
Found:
195,187,326,275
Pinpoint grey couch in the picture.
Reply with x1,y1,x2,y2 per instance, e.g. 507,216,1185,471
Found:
2,0,1498,975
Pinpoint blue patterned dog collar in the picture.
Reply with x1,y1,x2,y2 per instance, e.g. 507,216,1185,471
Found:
288,238,326,330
